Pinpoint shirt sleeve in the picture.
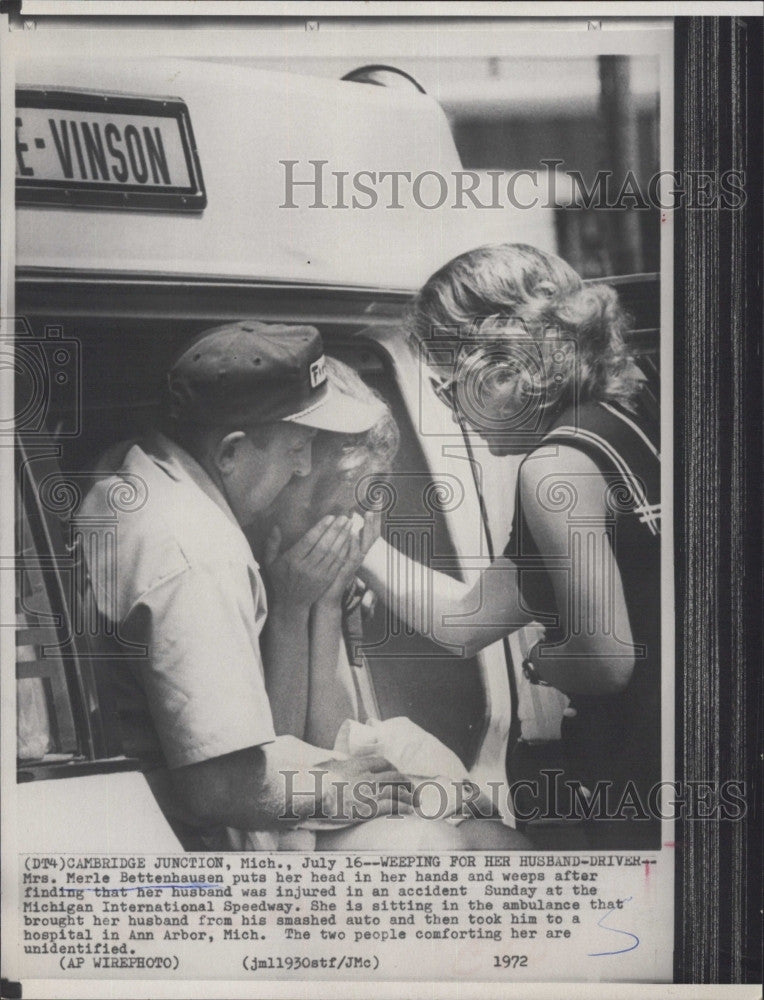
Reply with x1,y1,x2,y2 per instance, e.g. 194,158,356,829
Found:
130,560,276,769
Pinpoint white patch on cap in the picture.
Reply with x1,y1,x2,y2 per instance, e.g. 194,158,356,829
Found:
310,355,327,389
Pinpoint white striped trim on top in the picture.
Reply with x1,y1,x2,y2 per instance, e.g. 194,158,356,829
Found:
637,503,661,531
600,402,661,461
549,425,661,536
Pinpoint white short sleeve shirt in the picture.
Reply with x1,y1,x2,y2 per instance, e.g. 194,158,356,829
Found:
79,432,275,770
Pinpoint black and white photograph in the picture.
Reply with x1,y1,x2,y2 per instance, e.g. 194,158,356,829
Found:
1,3,760,998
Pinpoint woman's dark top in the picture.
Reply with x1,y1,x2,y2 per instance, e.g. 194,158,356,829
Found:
504,392,661,848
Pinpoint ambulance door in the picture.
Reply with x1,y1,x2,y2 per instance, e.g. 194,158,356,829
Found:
14,424,182,853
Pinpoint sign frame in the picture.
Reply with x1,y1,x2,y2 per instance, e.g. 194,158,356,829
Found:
15,87,207,213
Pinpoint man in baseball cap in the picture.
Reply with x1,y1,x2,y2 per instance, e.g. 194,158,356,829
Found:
160,321,386,531
79,321,410,851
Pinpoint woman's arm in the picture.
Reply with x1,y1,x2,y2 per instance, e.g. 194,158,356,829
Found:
518,445,636,696
261,604,311,738
304,602,358,749
359,540,532,658
261,515,353,738
304,515,378,747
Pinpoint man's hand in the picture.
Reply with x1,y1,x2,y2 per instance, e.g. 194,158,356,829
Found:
171,739,412,833
310,754,413,824
263,514,354,609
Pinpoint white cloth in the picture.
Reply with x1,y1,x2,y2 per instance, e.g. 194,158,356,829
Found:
335,716,472,823
335,716,468,783
234,717,474,846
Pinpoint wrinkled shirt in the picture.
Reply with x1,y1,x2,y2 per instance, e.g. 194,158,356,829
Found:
79,432,274,771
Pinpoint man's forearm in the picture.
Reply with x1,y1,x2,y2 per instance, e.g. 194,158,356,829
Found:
171,736,341,831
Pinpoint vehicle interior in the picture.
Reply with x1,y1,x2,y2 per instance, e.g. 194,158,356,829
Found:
14,276,487,784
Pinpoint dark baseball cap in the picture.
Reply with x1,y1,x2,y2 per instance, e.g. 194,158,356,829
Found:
166,321,385,433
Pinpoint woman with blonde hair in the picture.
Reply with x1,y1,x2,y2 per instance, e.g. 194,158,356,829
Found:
361,243,662,848
255,356,398,750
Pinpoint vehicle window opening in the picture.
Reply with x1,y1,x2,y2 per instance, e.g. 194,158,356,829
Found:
15,484,79,763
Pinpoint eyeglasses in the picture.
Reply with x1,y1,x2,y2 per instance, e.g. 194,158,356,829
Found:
430,356,521,415
430,375,459,413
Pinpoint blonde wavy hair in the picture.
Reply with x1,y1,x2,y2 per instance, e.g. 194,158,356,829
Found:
323,356,400,473
407,243,644,413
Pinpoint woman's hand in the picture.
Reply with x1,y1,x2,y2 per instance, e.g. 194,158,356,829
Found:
263,515,354,610
359,509,382,558
317,511,380,608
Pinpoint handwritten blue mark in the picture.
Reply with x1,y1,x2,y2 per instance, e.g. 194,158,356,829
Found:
61,883,218,893
587,896,640,957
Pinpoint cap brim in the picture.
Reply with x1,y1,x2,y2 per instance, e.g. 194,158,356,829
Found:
283,380,387,433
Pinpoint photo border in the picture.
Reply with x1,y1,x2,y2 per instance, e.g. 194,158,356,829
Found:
0,4,761,996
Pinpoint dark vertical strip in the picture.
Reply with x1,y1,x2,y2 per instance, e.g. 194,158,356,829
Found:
674,15,762,984
598,55,644,273
739,15,762,986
